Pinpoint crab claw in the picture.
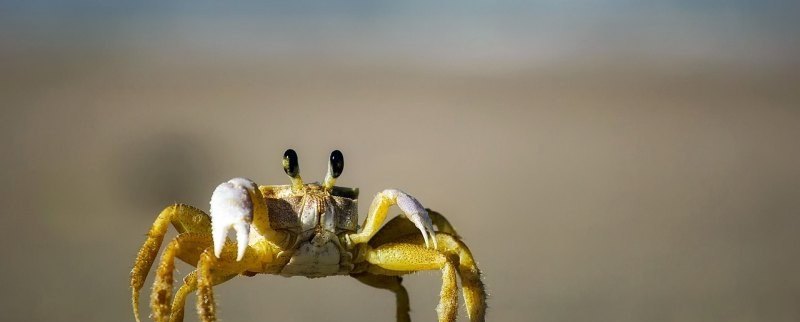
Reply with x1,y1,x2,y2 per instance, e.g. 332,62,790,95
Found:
210,179,254,261
393,190,438,249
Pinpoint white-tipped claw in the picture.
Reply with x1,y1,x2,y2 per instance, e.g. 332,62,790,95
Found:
212,223,227,258
394,190,438,249
234,223,249,261
209,179,255,261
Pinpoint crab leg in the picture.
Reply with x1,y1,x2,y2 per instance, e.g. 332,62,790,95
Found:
365,233,487,322
168,271,236,322
195,241,270,322
151,232,212,321
348,189,437,249
131,204,211,322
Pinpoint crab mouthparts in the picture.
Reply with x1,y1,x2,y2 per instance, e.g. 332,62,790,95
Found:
311,231,330,246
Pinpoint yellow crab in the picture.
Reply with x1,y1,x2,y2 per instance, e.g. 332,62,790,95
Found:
130,149,486,322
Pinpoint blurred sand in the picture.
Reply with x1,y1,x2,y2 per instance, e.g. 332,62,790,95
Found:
1,3,800,322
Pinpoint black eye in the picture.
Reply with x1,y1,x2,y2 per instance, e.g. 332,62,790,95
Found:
329,150,344,178
283,149,299,177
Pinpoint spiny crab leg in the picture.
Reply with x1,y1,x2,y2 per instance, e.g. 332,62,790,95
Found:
209,178,256,261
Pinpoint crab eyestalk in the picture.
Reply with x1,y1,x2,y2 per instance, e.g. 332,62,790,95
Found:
323,150,344,190
283,149,304,192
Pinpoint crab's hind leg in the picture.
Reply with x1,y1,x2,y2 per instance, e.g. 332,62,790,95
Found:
438,236,487,322
131,204,211,322
351,273,411,322
365,233,487,322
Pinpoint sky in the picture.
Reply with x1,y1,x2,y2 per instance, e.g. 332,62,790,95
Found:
2,1,799,72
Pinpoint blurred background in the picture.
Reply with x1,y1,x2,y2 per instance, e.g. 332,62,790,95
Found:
1,1,799,321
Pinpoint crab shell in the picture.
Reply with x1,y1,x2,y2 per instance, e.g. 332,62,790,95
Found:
258,183,360,277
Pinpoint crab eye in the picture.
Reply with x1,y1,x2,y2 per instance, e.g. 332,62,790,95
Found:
329,150,344,178
283,149,300,178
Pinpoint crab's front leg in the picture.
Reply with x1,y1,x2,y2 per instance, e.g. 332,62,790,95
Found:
209,177,272,261
347,189,437,249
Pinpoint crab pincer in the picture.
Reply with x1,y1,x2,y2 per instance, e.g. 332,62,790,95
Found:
209,178,257,261
390,189,438,249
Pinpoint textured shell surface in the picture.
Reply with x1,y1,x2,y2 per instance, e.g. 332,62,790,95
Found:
261,184,359,235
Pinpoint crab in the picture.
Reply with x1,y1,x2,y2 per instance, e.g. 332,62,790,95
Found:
130,149,486,322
